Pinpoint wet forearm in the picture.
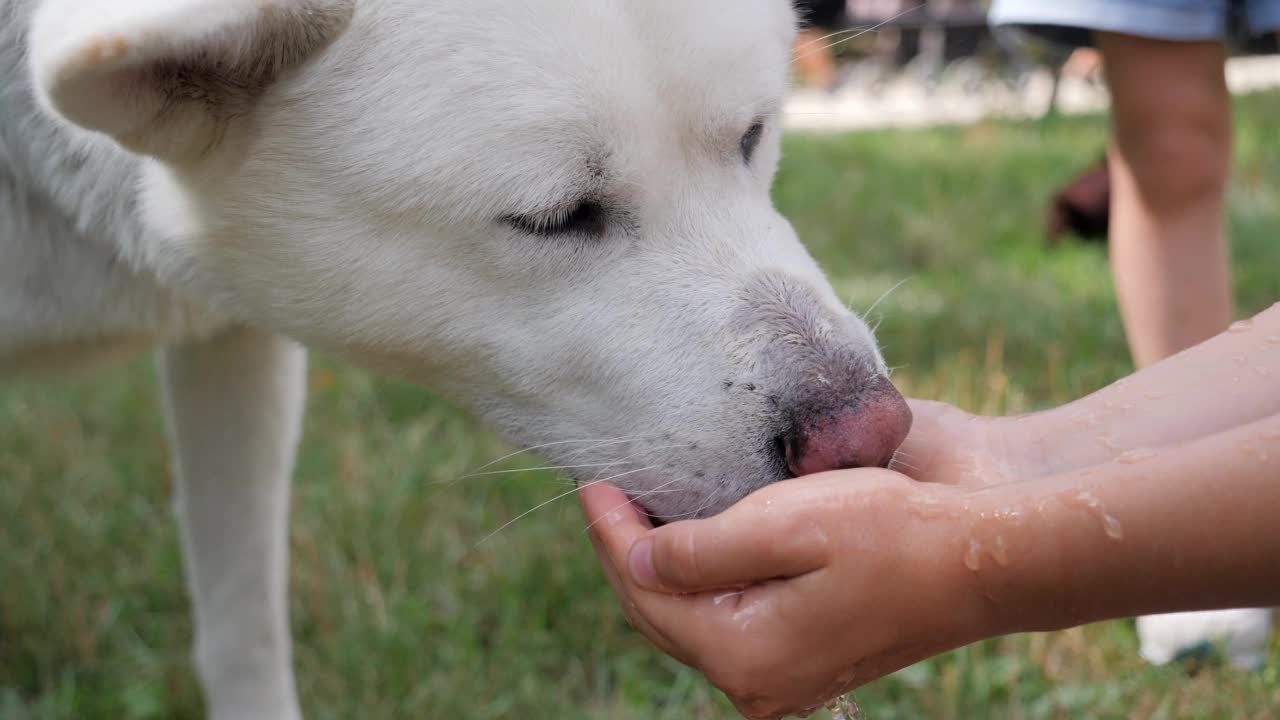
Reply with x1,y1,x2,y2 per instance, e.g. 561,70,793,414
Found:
1016,303,1280,476
964,412,1280,637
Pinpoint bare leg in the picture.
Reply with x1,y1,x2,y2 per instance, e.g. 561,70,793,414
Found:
1098,33,1234,369
161,330,307,720
1062,47,1103,81
1097,34,1269,669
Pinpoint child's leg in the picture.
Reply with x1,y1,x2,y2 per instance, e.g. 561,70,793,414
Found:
1062,47,1103,80
794,27,839,90
1097,33,1234,369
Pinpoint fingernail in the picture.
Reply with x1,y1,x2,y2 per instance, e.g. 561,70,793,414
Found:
629,537,659,589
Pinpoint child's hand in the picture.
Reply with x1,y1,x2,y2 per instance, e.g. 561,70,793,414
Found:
580,306,1280,719
893,400,1029,488
580,474,993,720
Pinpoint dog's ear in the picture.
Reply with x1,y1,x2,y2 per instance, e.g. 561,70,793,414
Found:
29,0,355,162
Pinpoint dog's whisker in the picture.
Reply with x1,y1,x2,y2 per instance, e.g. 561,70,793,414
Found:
791,5,923,65
584,443,696,481
468,435,653,474
477,465,660,546
863,277,912,319
456,438,688,486
888,457,921,474
582,496,649,535
459,462,634,480
566,440,691,467
626,474,694,503
893,442,930,460
890,455,920,467
582,474,695,534
651,495,717,522
647,487,716,524
782,112,877,117
792,22,888,52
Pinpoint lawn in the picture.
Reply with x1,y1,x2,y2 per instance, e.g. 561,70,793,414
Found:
2,92,1278,720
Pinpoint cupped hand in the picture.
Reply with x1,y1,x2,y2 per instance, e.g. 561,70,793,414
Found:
580,473,994,720
894,400,1044,488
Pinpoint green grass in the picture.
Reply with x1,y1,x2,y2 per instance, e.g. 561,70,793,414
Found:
3,92,1279,720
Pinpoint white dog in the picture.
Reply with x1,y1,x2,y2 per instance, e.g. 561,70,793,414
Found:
2,1,915,716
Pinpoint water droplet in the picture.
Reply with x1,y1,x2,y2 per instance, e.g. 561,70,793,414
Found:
714,591,745,607
908,498,950,520
733,602,762,630
1103,514,1125,541
827,694,865,720
1058,490,1094,510
1233,354,1249,366
992,535,1010,566
1230,320,1255,333
1256,366,1271,378
1060,491,1124,541
1118,448,1158,465
964,538,982,571
1266,335,1280,345
993,506,1026,526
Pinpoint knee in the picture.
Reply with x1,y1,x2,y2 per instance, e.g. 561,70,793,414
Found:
1113,111,1231,213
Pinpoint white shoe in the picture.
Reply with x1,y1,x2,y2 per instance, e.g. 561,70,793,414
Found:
1137,609,1274,670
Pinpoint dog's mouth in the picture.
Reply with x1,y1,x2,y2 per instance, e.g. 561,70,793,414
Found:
612,493,665,528
637,502,666,528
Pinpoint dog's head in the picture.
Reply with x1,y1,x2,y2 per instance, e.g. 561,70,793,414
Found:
31,0,911,520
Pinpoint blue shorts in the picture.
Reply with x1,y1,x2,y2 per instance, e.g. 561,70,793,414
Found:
989,0,1280,46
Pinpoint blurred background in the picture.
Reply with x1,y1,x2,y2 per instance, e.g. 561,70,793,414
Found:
3,3,1279,719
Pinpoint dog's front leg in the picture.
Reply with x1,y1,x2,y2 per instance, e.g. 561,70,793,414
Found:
160,329,307,720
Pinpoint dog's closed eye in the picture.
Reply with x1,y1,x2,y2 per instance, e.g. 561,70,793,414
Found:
505,200,608,238
740,119,766,164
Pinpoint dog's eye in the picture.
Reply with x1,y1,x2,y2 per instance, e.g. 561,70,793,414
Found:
506,200,607,238
740,120,766,164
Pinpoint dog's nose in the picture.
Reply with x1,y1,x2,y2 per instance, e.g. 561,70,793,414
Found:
782,376,913,476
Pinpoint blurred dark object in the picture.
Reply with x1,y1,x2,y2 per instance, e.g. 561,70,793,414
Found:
847,0,989,74
795,0,848,29
1240,28,1280,54
793,0,849,91
1047,155,1111,245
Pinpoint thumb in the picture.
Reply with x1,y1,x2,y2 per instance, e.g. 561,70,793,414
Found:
627,504,830,594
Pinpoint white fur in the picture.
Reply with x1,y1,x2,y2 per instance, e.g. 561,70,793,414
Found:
4,0,896,715
161,330,306,720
